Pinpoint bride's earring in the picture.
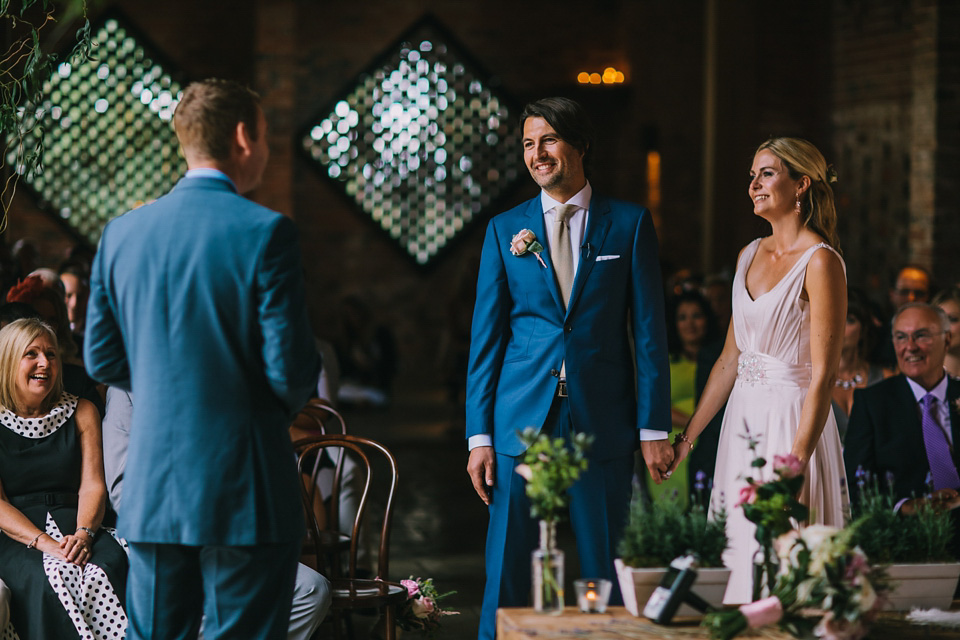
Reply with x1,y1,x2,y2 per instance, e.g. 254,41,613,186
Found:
795,194,801,213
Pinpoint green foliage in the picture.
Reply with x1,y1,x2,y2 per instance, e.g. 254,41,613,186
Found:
848,473,955,564
1,0,96,219
516,427,592,523
617,490,728,568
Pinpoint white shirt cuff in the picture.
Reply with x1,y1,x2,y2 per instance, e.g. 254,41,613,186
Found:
639,429,670,441
468,434,493,450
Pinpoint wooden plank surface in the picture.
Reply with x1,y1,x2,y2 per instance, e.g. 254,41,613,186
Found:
496,606,960,640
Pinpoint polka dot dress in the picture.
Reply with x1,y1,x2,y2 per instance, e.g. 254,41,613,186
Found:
0,393,129,639
42,515,128,639
0,393,78,438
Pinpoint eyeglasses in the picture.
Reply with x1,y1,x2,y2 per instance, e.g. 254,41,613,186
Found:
892,329,946,346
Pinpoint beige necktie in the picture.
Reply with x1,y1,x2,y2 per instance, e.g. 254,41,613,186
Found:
550,204,576,308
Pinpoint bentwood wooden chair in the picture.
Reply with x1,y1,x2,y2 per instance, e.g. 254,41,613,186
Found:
294,434,407,640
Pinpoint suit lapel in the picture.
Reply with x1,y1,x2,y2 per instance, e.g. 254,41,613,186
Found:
566,195,611,317
522,197,565,315
895,375,926,454
947,377,960,467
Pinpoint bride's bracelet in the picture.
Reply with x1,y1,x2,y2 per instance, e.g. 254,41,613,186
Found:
26,532,44,549
673,431,695,449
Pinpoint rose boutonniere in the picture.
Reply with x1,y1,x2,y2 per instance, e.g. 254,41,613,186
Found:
510,229,546,268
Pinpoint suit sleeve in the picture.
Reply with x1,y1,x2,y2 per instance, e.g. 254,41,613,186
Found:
842,387,876,505
84,227,131,390
256,216,322,418
630,209,671,434
465,220,511,440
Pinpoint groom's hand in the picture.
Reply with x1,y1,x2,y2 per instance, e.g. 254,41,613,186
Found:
467,446,495,505
641,439,675,485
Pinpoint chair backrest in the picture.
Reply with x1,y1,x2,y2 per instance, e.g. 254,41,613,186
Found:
294,434,399,581
291,397,347,437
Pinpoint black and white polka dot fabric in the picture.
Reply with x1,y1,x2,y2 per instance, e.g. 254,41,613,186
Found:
40,514,128,639
0,394,78,439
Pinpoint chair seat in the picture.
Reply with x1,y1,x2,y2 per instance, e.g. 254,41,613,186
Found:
329,578,408,609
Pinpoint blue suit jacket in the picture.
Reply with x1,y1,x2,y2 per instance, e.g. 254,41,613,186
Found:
85,177,320,545
465,193,671,461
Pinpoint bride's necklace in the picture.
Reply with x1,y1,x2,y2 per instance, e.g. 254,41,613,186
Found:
835,372,864,390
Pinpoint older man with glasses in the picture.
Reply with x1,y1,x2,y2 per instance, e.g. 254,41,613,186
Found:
844,302,960,555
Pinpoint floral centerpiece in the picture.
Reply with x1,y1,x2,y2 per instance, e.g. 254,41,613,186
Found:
736,429,809,600
396,576,459,636
516,427,593,613
702,524,890,640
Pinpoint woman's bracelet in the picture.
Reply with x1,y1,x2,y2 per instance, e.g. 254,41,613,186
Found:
26,532,44,549
673,431,695,449
76,526,96,538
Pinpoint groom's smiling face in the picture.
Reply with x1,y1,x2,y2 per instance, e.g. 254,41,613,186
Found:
522,117,586,199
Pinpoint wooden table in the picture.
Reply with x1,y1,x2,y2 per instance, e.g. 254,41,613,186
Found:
496,606,960,639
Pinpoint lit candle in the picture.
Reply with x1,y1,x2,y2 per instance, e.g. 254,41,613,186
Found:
575,579,610,613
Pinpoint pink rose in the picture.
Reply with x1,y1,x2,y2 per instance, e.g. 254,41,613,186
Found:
773,454,804,479
411,596,436,618
510,229,536,256
401,579,420,598
736,482,758,507
515,464,533,482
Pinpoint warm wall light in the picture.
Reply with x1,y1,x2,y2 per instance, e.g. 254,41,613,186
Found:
577,66,626,85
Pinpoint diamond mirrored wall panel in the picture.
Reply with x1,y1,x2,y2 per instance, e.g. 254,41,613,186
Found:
302,18,522,266
5,15,184,245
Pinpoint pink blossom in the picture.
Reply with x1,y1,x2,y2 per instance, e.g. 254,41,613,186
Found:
411,596,436,618
401,579,420,598
736,483,758,507
773,454,804,479
515,464,533,482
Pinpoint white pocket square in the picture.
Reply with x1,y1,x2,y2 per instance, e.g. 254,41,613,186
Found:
596,254,620,262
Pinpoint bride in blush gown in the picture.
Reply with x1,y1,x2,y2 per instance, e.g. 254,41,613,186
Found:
668,137,848,604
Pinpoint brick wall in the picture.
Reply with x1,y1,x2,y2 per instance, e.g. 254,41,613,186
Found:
6,1,956,391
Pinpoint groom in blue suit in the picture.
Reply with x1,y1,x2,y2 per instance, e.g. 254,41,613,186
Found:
85,79,320,639
466,97,672,639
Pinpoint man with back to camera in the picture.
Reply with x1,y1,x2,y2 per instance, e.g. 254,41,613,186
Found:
85,79,320,639
465,96,673,640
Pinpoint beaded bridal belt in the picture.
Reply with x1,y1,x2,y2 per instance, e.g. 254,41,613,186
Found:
736,351,812,387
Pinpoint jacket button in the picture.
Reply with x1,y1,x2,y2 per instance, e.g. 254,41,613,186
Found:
564,325,572,333
550,369,559,377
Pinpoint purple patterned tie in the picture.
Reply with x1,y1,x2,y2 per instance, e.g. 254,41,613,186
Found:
920,394,960,490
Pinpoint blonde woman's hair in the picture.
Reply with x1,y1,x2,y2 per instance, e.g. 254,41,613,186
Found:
756,137,840,251
0,318,63,414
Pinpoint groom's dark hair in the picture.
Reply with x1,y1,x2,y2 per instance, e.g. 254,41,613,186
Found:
520,97,595,175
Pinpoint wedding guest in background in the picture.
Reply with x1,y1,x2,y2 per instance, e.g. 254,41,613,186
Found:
101,387,332,640
831,287,891,441
933,286,960,378
669,137,848,604
648,290,720,508
85,78,320,639
4,277,103,417
0,318,129,637
466,96,672,640
59,264,90,352
702,273,732,334
843,303,960,556
873,265,935,370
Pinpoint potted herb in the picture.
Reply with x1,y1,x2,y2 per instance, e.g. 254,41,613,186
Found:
848,469,959,610
615,471,730,617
